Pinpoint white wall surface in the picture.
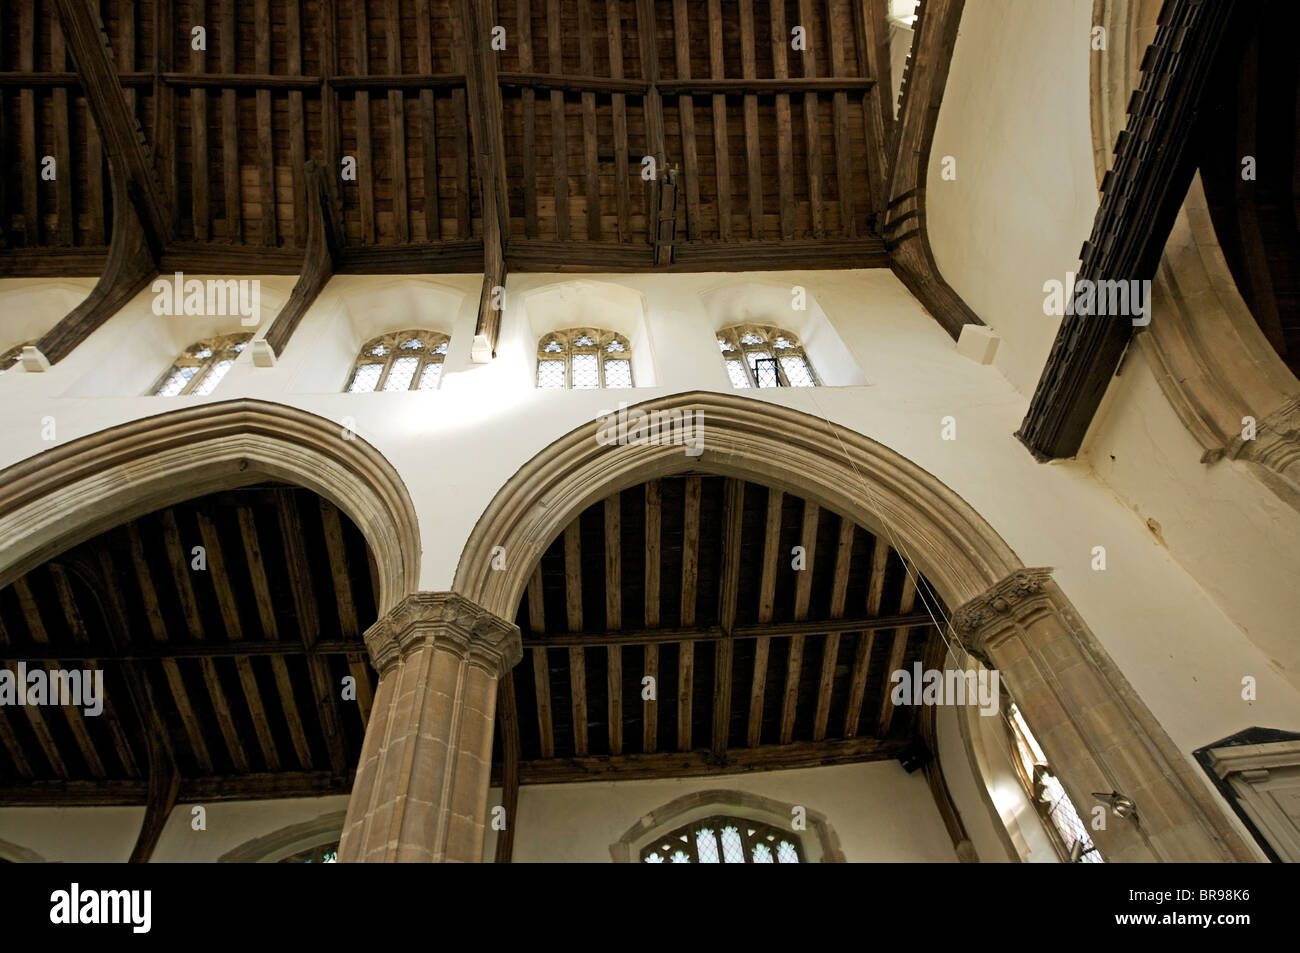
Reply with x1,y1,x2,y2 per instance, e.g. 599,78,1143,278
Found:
491,761,957,863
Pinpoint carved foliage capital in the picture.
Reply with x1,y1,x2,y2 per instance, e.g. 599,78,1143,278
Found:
364,591,522,678
951,568,1055,650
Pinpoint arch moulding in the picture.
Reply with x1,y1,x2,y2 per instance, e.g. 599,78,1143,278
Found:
454,392,1254,862
0,399,420,614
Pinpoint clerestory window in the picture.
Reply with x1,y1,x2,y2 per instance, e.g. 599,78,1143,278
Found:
152,333,252,396
536,328,633,389
346,330,450,392
717,325,818,388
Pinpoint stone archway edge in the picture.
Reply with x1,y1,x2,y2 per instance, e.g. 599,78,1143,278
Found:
0,398,420,612
453,390,1022,622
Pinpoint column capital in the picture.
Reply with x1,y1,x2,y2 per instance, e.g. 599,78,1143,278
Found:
951,567,1054,656
364,591,522,678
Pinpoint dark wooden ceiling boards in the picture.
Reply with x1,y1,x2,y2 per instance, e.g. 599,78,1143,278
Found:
0,0,895,278
500,475,942,785
0,484,379,806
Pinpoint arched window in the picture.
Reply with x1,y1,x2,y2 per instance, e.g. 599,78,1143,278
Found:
1007,702,1102,863
640,816,804,863
536,328,633,389
347,329,449,392
277,841,339,863
152,333,252,396
0,341,31,375
717,325,818,388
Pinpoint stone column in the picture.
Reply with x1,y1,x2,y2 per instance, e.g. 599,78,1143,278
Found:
952,568,1255,862
338,592,521,863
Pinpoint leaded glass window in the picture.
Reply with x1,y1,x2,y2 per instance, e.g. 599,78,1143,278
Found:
151,333,252,396
717,325,818,388
536,328,634,389
278,841,340,863
640,817,803,863
0,341,32,375
1008,703,1103,863
346,330,450,392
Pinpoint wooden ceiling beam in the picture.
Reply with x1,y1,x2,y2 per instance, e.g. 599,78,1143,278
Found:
814,515,856,740
262,162,341,359
507,736,911,785
161,510,249,774
523,611,935,648
713,478,744,760
738,0,763,239
678,476,702,751
747,488,782,747
578,1,601,241
126,522,214,774
276,491,348,776
671,0,702,242
546,0,570,241
605,0,631,242
604,496,624,755
196,511,281,772
457,0,510,361
643,479,661,753
769,0,796,240
844,536,892,737
878,572,920,735
0,771,354,807
526,566,555,759
707,0,732,241
13,578,106,778
237,507,314,770
563,521,588,756
799,0,825,239
319,498,374,727
780,501,818,744
852,0,892,226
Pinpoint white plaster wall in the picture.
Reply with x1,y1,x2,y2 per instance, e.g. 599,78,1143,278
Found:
921,0,1300,709
492,762,956,863
927,0,1099,396
0,795,349,862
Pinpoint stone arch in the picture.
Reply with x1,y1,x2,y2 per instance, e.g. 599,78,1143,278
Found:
218,810,348,863
0,399,420,613
0,836,46,863
454,391,1253,862
454,390,1019,621
609,789,845,863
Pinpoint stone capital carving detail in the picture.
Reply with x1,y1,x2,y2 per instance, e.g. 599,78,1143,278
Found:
1226,397,1300,477
364,591,522,678
951,567,1054,653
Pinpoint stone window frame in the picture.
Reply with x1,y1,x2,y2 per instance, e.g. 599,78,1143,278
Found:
716,324,819,389
535,327,634,390
345,329,451,393
610,789,844,863
151,332,253,397
639,814,806,863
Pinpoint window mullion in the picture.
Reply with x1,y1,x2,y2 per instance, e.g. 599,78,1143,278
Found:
375,356,395,391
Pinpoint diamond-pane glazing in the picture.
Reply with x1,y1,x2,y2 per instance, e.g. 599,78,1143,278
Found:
725,359,751,389
573,334,596,347
720,827,745,863
751,843,774,863
670,850,690,863
155,365,198,396
695,829,720,863
644,853,664,863
192,359,234,396
740,331,763,345
401,338,423,349
604,359,632,388
383,356,419,391
348,363,383,393
776,841,799,863
417,362,443,390
537,359,566,388
780,355,815,387
606,339,626,352
752,354,779,388
571,353,599,389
